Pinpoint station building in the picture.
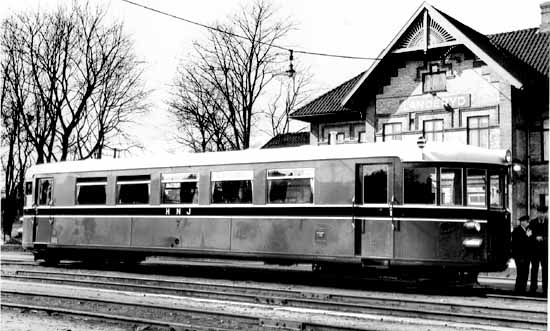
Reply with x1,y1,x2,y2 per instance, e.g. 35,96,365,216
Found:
271,2,549,222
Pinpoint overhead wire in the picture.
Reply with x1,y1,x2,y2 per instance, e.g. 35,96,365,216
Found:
120,0,382,61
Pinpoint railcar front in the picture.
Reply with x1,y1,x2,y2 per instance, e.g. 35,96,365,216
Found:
354,158,511,279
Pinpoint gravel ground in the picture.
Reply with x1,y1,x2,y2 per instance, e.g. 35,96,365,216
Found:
1,307,151,331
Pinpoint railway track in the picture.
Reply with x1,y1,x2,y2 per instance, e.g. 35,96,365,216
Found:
2,266,546,330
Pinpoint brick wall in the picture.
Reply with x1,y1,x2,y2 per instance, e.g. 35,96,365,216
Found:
372,53,510,149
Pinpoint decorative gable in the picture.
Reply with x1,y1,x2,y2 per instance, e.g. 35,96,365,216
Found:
341,2,523,108
396,15,456,50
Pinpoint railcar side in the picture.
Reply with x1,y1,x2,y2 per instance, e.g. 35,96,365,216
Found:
21,143,511,276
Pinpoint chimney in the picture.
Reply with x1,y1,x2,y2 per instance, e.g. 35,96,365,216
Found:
541,2,550,33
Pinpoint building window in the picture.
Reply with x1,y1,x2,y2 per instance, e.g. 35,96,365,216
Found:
161,173,199,204
267,168,314,204
328,131,345,145
117,175,150,204
358,131,366,143
336,132,345,144
423,64,446,94
211,170,252,204
543,119,549,161
76,177,107,205
468,116,489,148
423,119,444,142
383,123,402,141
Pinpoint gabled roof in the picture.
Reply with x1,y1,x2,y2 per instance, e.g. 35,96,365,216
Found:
261,132,310,149
291,3,549,120
341,2,525,107
290,72,364,119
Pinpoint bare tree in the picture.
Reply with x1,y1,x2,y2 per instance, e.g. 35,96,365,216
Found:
1,2,148,164
169,66,233,152
169,0,295,151
0,2,148,236
1,59,33,239
262,66,313,137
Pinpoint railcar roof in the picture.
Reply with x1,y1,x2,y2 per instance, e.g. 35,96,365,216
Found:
27,142,509,176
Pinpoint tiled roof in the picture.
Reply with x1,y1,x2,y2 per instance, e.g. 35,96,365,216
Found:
291,11,549,119
290,72,364,118
488,27,549,78
261,132,310,149
435,8,548,84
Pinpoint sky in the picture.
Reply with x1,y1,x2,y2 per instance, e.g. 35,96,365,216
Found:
1,0,545,155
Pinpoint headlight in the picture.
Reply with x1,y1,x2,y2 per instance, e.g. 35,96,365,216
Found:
463,238,483,248
463,220,481,232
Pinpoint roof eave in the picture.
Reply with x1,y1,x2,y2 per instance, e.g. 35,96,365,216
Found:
290,110,363,123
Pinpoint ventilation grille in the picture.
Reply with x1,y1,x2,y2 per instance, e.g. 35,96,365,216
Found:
397,15,455,49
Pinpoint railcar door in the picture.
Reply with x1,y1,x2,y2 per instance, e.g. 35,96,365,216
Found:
356,159,398,258
33,177,54,243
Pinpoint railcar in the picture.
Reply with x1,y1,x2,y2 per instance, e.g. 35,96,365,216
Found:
22,141,511,278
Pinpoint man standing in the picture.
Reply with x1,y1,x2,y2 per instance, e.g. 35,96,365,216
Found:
512,215,532,294
529,206,548,295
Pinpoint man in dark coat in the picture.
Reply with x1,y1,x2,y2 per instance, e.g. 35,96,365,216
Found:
529,206,548,295
512,215,532,294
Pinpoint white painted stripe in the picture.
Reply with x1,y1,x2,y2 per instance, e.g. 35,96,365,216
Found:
35,215,354,220
117,181,150,185
30,204,497,210
357,217,487,223
76,182,107,186
396,218,487,223
34,215,486,223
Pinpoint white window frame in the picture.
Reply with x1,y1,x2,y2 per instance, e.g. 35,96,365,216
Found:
267,168,315,205
467,116,489,148
383,122,402,141
116,176,151,205
211,170,253,182
211,170,253,205
75,178,107,205
161,172,199,205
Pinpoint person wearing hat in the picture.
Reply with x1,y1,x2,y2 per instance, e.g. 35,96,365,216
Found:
529,206,548,295
512,215,532,294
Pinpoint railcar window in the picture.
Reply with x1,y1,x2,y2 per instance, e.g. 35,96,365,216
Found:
25,182,33,207
76,177,107,205
116,175,150,204
161,173,199,204
440,168,462,206
211,171,252,204
404,167,437,204
37,178,53,206
267,168,314,204
489,170,506,208
466,169,487,207
363,164,388,203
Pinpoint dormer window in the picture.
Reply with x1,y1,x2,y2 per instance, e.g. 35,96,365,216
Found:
423,64,446,94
